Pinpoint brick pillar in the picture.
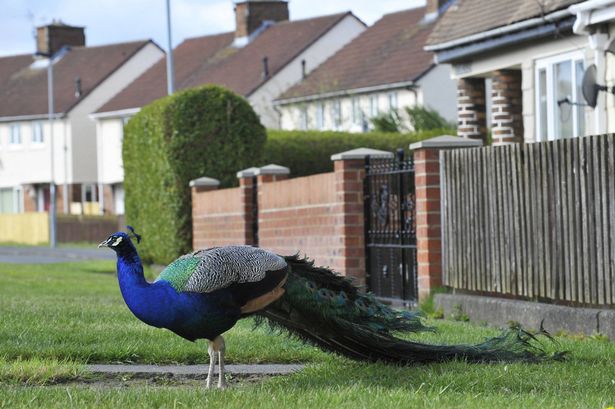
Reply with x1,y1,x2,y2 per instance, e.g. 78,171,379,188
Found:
410,136,482,301
457,77,487,143
237,170,257,246
331,148,394,286
190,176,220,249
491,69,523,145
23,184,37,212
255,164,290,246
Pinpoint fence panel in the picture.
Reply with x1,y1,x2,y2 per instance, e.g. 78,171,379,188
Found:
441,134,615,306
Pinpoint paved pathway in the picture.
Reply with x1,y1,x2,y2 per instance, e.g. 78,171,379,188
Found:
87,364,305,376
0,246,114,264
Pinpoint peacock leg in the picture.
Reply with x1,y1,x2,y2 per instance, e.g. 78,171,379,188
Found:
206,339,217,389
214,335,227,389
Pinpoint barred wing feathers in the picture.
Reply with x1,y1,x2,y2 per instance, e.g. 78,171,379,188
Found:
156,246,287,293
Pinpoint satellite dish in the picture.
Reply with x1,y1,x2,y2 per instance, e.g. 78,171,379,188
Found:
582,64,615,108
582,64,599,108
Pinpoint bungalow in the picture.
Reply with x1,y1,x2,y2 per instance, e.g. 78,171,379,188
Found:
0,22,163,214
92,0,366,215
424,0,615,144
274,0,457,132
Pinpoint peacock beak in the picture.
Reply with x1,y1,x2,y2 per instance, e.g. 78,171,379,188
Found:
98,238,112,248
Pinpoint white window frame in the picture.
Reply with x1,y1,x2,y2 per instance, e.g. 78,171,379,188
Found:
32,121,44,145
535,51,585,141
9,124,21,145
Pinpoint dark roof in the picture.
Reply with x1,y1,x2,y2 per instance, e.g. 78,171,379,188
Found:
0,40,152,119
277,7,435,101
426,0,580,47
97,12,353,113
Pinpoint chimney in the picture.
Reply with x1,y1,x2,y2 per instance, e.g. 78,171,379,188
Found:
234,0,289,46
424,0,450,23
36,21,85,56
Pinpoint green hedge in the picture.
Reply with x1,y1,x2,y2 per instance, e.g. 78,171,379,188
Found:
123,85,266,264
263,128,455,177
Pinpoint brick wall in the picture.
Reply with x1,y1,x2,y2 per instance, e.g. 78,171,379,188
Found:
457,77,487,142
234,1,289,38
491,69,523,145
192,186,252,249
258,172,340,269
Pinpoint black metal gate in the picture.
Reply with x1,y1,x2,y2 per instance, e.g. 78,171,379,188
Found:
364,149,417,304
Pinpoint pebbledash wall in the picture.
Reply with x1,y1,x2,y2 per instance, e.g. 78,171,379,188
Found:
191,139,478,296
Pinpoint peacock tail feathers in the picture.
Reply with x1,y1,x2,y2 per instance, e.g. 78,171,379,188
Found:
259,255,563,364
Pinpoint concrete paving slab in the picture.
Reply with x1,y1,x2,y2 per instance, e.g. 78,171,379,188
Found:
87,364,305,376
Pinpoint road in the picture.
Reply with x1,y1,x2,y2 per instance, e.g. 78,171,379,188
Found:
0,246,115,264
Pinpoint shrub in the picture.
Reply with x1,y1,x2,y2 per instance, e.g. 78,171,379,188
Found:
123,85,266,264
371,106,455,133
263,128,455,177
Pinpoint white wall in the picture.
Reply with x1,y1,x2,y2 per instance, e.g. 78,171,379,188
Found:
96,117,126,185
607,22,615,133
249,14,366,128
418,63,457,122
70,42,163,184
0,119,69,188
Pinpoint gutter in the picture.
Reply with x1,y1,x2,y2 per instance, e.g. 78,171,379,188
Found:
434,17,575,63
274,80,417,105
569,0,615,34
89,107,141,120
425,8,573,52
0,113,65,123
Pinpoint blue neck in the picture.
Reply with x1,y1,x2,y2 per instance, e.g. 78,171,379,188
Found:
116,247,173,328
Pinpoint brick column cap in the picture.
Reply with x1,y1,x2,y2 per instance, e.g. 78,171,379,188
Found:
254,164,290,176
409,135,483,150
331,147,393,161
189,176,220,188
237,167,260,178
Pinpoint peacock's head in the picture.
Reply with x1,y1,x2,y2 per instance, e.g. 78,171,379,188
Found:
98,226,141,253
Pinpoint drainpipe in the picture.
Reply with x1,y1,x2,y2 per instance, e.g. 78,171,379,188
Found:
590,32,609,134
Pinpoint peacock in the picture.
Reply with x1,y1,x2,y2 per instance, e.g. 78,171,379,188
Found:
99,227,560,389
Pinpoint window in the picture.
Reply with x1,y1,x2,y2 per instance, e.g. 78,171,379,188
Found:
0,187,23,213
535,52,585,141
369,95,379,117
331,100,342,129
300,106,308,130
316,103,325,130
32,122,44,144
351,97,361,125
9,124,21,145
388,92,398,110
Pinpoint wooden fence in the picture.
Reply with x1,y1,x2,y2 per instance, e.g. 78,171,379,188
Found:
441,134,615,306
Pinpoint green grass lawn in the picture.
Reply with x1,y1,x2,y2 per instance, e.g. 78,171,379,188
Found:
1,260,615,408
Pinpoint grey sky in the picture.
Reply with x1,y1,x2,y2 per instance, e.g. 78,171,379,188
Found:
1,0,425,57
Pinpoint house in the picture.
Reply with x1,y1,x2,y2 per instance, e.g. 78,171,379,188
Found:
0,22,163,214
273,0,457,132
424,0,615,144
92,0,366,215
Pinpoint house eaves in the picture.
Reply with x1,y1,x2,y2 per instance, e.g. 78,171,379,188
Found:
0,113,65,123
89,107,141,120
274,80,417,105
425,8,575,63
